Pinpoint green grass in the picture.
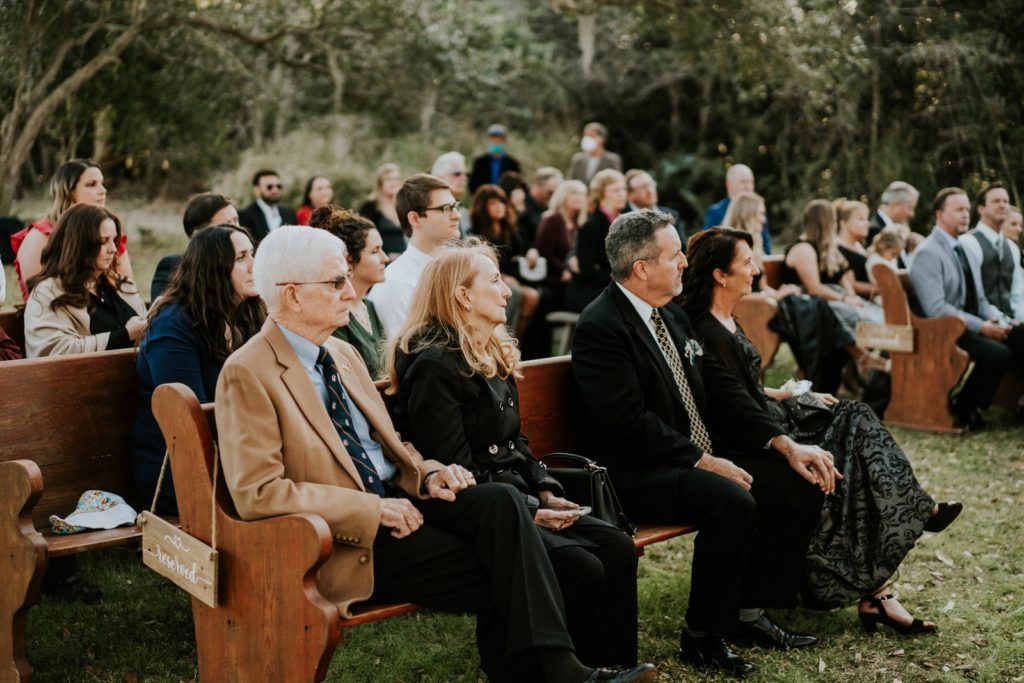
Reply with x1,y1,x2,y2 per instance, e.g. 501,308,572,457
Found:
22,347,1024,682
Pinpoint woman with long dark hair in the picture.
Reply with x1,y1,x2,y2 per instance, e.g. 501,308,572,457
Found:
24,203,146,358
296,175,334,225
129,224,266,514
469,184,540,339
387,241,644,671
12,159,132,300
681,227,961,633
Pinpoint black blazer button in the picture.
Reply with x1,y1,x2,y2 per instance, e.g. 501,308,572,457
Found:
489,444,499,454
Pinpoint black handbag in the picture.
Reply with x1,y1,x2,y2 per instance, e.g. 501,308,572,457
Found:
538,452,636,537
780,391,833,433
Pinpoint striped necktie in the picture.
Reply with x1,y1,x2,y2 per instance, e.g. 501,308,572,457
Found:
317,347,386,496
650,309,714,454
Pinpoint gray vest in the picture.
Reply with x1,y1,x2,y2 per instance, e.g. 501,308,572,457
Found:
969,228,1014,317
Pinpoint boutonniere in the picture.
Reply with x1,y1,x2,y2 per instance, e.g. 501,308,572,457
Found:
683,339,704,365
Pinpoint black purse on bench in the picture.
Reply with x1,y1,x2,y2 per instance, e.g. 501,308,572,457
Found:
539,452,636,537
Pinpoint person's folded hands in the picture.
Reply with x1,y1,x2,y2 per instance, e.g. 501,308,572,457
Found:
425,464,477,501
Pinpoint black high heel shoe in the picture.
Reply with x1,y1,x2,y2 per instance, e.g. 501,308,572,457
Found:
924,502,962,533
859,594,936,635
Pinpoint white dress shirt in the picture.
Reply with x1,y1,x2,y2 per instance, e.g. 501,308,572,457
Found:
959,221,1018,322
367,243,432,339
256,198,283,233
615,282,681,361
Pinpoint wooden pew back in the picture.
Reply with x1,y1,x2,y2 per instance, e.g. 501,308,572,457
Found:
0,349,141,529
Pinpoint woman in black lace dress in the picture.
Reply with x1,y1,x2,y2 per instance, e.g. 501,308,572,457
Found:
681,228,962,634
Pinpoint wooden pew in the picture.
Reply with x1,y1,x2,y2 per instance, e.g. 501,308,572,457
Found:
152,355,697,682
0,309,23,356
0,349,179,682
872,264,970,432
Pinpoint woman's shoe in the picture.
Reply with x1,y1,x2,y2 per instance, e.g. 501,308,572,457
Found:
924,502,962,533
858,594,936,635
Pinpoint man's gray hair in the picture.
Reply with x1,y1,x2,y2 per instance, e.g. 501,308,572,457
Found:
881,181,919,206
606,209,674,282
253,225,347,314
431,151,466,177
583,121,608,139
533,166,563,186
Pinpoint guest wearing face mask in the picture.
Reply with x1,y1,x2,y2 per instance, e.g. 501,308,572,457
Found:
469,124,521,194
567,122,622,184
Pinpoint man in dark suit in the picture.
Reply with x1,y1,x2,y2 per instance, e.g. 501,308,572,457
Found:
867,180,919,248
572,210,837,677
469,124,521,193
237,169,298,244
150,193,239,300
623,169,685,243
909,187,1024,428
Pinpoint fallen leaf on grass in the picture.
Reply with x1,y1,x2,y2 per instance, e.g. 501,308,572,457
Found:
818,657,826,673
935,550,954,567
123,673,139,683
890,648,905,657
940,599,955,612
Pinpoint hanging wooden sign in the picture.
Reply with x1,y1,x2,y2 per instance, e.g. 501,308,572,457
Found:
139,511,218,607
854,321,914,353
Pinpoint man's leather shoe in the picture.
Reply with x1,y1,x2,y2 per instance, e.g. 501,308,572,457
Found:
679,631,755,677
731,614,818,650
585,662,657,682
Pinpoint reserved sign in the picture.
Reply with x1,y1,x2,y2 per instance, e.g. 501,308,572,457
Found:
139,511,218,607
855,321,914,353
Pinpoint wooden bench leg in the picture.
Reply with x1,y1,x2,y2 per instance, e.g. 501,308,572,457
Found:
0,461,47,683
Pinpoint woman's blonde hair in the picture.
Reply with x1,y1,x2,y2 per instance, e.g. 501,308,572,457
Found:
386,239,520,393
546,179,587,227
370,162,401,200
868,227,904,256
722,191,765,259
588,169,625,210
834,198,870,233
801,199,847,277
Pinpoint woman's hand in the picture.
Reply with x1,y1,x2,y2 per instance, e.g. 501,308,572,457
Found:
525,248,540,269
126,315,148,341
539,490,579,511
814,392,839,406
843,294,865,308
534,508,578,531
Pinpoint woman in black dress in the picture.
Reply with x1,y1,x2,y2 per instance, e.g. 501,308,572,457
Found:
681,228,962,634
387,240,642,669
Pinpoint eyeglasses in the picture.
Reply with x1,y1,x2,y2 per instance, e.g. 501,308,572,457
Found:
420,201,462,217
275,274,352,290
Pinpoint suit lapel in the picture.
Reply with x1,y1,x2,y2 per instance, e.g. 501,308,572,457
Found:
264,321,365,489
608,285,685,410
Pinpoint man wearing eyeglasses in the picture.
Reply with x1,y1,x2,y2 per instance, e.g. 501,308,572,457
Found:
368,174,463,338
238,169,298,244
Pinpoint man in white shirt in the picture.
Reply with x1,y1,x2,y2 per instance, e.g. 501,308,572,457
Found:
1001,205,1024,320
368,174,461,338
867,181,919,245
959,182,1019,323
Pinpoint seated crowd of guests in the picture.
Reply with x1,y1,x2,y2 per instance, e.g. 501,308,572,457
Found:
5,120,1024,679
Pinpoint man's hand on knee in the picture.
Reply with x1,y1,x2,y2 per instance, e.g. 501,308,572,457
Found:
424,465,477,502
379,498,424,538
770,436,842,494
695,453,753,491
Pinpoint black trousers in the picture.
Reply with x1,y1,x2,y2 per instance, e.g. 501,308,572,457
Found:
370,483,572,682
612,465,757,634
546,516,639,667
955,326,1024,415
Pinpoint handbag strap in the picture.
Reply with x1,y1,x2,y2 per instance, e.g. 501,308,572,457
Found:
148,436,219,551
538,452,600,469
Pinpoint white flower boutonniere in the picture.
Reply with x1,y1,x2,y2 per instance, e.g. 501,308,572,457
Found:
683,338,704,365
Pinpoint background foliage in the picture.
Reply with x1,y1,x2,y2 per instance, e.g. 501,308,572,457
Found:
3,0,1023,239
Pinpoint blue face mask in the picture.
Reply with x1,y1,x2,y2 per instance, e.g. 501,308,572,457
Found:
489,142,505,155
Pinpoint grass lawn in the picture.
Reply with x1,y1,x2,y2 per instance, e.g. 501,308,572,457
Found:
8,199,1024,681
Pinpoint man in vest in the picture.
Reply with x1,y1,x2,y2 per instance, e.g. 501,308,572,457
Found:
959,183,1020,324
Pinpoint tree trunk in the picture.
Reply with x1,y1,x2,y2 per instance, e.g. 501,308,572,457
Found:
577,11,596,78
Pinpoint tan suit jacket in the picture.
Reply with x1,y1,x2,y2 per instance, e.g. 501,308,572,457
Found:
216,319,446,616
24,276,146,358
567,150,623,183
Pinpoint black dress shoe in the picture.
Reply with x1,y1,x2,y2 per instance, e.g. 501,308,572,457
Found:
679,631,755,677
585,662,657,682
731,614,818,650
924,501,962,533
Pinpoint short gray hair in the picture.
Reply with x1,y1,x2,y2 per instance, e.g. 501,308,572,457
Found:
254,225,347,314
881,181,919,207
533,166,563,186
431,151,466,177
606,209,674,282
583,122,608,139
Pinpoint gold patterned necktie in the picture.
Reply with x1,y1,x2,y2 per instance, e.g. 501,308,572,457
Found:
650,308,714,454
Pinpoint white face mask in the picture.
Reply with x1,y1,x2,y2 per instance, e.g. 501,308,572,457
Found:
580,136,598,153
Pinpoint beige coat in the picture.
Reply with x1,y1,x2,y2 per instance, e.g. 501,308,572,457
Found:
24,276,146,358
215,319,445,617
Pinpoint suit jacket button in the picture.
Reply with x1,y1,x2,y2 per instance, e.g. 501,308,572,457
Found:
334,534,343,542
359,554,369,564
498,402,505,411
509,440,516,449
508,398,514,406
353,538,360,544
488,444,498,454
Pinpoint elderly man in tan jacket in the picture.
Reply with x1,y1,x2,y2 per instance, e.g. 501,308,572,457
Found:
215,226,654,683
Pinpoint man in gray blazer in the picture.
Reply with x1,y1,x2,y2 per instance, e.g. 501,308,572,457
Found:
568,122,622,184
909,187,1024,428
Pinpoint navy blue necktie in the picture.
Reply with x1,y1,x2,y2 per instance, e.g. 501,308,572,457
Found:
317,347,386,496
953,244,980,316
